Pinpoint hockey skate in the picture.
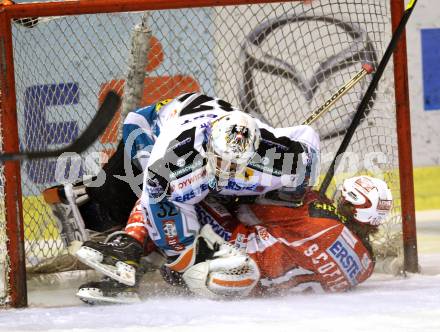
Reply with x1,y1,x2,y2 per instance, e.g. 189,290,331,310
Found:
75,232,143,286
76,276,140,305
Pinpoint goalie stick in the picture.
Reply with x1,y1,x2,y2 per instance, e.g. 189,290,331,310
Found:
302,63,373,126
0,91,121,162
319,0,418,196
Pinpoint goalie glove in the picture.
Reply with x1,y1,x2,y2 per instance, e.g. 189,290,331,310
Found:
182,225,260,299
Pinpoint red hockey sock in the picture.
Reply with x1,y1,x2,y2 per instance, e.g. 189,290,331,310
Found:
125,200,148,244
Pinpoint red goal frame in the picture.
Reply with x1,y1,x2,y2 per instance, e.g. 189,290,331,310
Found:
0,0,416,307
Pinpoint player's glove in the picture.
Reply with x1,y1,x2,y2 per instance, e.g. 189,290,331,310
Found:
182,225,260,299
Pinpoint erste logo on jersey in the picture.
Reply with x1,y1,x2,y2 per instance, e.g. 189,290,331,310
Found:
327,236,364,286
173,183,209,203
224,179,265,192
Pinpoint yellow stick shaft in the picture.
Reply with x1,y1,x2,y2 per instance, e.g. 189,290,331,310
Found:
302,64,373,126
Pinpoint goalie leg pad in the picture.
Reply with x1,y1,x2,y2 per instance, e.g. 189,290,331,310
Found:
43,183,89,247
165,245,197,273
182,261,214,299
43,184,89,247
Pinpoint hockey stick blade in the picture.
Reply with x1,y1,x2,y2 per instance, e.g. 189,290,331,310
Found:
319,0,418,196
0,91,121,162
303,63,373,126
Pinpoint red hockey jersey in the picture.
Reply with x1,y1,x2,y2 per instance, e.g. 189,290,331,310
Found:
231,201,374,294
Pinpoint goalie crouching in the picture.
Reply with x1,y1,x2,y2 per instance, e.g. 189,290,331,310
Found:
74,175,392,303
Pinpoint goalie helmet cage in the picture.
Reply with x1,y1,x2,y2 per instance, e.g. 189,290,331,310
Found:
0,0,416,307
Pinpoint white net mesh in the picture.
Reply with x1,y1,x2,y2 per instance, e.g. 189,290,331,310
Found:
7,0,401,272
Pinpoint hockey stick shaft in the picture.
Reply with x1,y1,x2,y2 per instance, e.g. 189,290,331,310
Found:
302,63,373,126
319,0,418,196
0,91,121,162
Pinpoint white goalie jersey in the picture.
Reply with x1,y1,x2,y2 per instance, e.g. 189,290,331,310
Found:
121,92,319,258
137,92,320,207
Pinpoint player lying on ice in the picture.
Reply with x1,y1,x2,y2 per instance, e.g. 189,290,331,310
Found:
74,175,392,303
181,176,393,298
43,92,319,297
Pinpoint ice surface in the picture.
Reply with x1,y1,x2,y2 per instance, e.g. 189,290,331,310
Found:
1,213,438,332
0,253,439,332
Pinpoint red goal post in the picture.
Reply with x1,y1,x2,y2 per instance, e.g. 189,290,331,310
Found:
0,0,416,307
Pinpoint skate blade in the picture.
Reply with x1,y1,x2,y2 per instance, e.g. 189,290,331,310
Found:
75,246,136,286
76,287,140,305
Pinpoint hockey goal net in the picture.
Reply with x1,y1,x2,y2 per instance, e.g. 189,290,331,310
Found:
0,0,416,307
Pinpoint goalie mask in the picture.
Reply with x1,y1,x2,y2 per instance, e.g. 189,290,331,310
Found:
206,111,260,181
337,176,393,226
